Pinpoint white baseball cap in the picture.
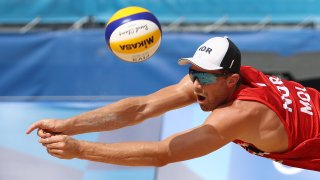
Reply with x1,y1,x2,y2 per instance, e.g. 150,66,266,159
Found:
178,36,241,73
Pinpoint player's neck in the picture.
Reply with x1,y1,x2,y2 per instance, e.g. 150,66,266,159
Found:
225,84,242,103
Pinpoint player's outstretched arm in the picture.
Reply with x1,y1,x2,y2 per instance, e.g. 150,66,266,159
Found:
26,75,196,136
38,102,248,166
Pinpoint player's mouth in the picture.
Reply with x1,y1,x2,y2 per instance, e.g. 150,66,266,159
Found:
195,93,206,102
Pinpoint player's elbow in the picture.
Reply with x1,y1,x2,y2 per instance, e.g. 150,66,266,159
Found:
154,142,174,167
154,156,170,167
155,152,171,167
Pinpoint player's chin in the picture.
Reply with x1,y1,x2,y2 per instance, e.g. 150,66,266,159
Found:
197,97,213,111
199,103,214,112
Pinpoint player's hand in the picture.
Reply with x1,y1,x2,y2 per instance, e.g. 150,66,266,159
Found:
37,128,60,138
26,119,68,137
39,135,81,159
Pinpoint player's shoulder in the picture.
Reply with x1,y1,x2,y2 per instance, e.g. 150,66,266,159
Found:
231,99,271,115
232,99,267,109
203,100,268,140
213,99,269,122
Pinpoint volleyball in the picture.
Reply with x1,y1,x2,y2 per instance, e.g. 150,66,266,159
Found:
105,6,162,62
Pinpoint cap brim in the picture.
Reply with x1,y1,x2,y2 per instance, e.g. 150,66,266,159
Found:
178,58,223,71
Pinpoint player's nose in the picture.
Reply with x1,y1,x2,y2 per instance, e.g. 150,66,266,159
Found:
192,78,203,89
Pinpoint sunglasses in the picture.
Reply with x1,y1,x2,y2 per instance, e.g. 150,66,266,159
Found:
189,69,227,85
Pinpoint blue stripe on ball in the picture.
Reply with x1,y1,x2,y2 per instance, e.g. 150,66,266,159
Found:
105,12,161,46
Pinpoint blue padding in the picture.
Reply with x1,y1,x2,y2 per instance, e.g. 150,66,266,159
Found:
0,29,320,97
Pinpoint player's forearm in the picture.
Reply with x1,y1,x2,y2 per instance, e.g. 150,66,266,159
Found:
64,97,146,135
77,140,169,167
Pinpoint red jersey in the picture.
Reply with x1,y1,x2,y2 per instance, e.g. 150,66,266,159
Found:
232,66,320,171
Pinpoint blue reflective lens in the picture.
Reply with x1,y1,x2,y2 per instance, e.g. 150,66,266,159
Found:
189,69,225,85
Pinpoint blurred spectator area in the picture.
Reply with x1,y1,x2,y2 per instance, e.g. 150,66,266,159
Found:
1,0,320,32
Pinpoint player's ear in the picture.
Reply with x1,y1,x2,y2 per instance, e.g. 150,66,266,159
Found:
227,74,240,87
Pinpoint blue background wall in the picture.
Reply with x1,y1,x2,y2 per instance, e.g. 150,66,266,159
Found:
1,30,320,97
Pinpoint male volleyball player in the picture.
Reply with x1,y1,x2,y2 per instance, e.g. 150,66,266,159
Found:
26,37,320,171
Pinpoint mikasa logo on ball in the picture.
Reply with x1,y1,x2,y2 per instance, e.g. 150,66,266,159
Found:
119,36,154,50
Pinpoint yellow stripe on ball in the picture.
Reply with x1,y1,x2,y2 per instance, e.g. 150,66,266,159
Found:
110,29,161,54
107,6,150,25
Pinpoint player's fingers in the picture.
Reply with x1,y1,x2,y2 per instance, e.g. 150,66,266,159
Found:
39,135,66,144
38,129,47,138
26,121,43,134
49,153,62,159
37,129,54,138
45,142,63,149
39,138,49,145
47,148,63,154
27,119,56,135
47,149,63,158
